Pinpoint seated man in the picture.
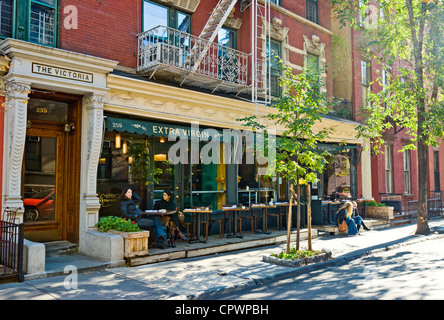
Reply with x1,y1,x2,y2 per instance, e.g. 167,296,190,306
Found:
119,188,168,248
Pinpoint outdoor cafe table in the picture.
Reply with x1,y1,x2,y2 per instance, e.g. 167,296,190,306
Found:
183,208,212,243
141,209,175,218
251,204,276,234
222,206,249,239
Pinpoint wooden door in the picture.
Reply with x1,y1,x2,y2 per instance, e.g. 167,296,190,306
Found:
23,93,81,243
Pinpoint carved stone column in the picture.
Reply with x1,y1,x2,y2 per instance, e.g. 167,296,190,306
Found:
79,93,105,231
2,81,31,221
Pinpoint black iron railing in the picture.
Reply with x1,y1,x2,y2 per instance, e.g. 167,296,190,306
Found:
406,191,443,219
0,221,24,282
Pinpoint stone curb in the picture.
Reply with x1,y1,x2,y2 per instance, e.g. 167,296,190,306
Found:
186,231,444,300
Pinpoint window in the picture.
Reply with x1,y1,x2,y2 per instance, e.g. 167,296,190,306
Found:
403,149,411,194
0,0,13,38
143,0,190,33
382,67,390,108
385,144,393,193
267,39,282,96
434,151,440,192
218,27,237,82
361,60,370,108
307,0,318,24
30,0,56,46
0,0,57,46
307,53,320,91
269,0,280,5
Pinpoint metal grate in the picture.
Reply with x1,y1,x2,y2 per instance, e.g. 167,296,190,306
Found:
0,220,24,282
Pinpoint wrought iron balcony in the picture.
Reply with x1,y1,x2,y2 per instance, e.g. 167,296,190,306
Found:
137,26,252,95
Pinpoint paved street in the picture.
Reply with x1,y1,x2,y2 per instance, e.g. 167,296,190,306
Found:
0,219,443,302
204,237,444,300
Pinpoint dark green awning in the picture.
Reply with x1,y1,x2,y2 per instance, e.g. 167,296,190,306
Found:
315,143,361,154
105,116,222,140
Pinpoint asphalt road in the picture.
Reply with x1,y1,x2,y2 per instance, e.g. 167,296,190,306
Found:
203,237,444,300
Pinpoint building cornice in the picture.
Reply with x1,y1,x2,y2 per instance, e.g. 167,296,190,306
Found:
0,39,118,74
262,0,333,36
106,74,362,144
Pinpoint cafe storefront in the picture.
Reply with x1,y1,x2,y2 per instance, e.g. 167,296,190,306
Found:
96,114,288,222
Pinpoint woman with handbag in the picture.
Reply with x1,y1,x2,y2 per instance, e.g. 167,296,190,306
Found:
335,201,358,236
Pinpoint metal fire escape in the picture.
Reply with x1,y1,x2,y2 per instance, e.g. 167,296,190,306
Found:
137,0,272,106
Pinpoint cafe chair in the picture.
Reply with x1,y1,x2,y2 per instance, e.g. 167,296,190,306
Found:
251,207,264,232
239,210,254,233
179,211,194,243
209,212,225,238
223,211,233,235
267,208,280,230
199,211,210,241
278,206,287,230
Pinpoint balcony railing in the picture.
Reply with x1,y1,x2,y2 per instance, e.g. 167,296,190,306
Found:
137,26,252,95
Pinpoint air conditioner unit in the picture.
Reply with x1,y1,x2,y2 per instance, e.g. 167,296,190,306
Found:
145,42,184,68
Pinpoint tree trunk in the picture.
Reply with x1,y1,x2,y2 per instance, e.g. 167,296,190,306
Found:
405,0,430,235
287,185,294,253
416,137,431,235
296,181,301,250
307,184,312,251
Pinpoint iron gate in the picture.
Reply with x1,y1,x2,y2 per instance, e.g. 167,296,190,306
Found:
0,221,24,282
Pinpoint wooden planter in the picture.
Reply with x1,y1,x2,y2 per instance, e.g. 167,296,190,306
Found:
366,206,394,220
108,230,150,258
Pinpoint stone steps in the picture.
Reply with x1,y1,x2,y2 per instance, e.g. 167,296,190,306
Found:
390,213,415,228
44,241,78,257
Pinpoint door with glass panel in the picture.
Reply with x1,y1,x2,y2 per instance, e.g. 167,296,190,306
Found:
22,95,80,243
23,128,64,242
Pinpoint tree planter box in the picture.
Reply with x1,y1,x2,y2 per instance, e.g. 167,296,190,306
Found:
108,230,150,258
262,249,332,268
366,206,394,220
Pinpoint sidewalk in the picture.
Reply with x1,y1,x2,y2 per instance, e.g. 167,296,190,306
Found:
1,218,443,300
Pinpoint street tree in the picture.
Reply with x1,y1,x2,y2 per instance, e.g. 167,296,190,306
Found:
332,0,444,235
239,62,334,251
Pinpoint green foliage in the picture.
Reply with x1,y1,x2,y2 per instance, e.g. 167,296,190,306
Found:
95,216,142,233
366,200,387,207
238,61,335,184
271,246,322,260
332,0,444,154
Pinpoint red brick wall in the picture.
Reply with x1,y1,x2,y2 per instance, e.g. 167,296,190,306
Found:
59,0,333,95
59,0,141,69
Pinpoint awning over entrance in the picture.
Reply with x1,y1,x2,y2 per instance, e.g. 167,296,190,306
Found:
316,143,362,154
105,116,222,140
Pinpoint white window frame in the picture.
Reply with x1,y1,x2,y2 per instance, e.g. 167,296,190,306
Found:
403,149,411,194
385,144,393,193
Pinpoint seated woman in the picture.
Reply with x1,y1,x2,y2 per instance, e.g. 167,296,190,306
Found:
119,188,168,248
335,201,358,236
154,190,187,246
352,201,370,232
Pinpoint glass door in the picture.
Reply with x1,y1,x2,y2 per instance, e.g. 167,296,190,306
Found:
23,128,64,242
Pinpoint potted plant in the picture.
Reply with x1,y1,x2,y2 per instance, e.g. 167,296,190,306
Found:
365,200,394,220
96,216,150,258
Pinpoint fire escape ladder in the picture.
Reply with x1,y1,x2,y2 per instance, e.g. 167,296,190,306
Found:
185,0,238,77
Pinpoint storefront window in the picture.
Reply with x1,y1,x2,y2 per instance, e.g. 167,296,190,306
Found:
323,151,352,200
98,116,232,216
